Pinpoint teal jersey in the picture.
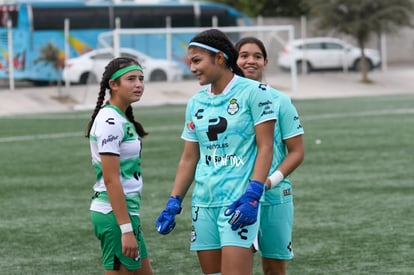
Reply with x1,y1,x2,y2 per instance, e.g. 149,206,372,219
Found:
181,76,276,207
89,105,143,213
263,86,304,205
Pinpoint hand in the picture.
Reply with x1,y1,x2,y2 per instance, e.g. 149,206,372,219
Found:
121,231,139,260
155,196,182,234
224,180,265,230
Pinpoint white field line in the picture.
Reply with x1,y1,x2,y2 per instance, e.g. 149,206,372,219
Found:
1,108,413,143
0,125,182,143
302,108,414,121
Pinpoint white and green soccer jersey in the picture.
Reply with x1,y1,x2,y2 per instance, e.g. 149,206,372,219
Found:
89,105,143,213
263,86,304,205
182,75,277,207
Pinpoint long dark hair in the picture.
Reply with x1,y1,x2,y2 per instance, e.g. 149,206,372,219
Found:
85,57,148,138
189,29,244,77
235,36,268,60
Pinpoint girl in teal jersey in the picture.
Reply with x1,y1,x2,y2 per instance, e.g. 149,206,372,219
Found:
156,29,276,275
86,57,153,275
236,37,305,275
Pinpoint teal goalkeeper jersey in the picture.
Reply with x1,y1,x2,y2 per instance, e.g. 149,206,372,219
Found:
181,75,277,207
262,86,304,205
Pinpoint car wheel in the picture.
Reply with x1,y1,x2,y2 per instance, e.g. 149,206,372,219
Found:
150,70,167,82
296,61,312,74
353,58,373,71
80,72,98,84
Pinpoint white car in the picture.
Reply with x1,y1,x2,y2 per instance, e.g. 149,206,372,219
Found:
277,37,381,73
63,48,183,84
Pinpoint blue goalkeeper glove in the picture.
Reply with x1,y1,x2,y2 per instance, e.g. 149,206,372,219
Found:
224,180,265,231
155,196,182,235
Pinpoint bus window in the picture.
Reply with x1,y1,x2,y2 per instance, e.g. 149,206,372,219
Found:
114,6,196,28
32,7,110,30
0,6,19,27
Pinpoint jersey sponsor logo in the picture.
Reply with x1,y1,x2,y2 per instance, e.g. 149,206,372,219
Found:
259,99,275,116
101,134,118,146
206,116,227,141
237,228,249,240
293,116,303,129
105,118,115,125
258,83,268,91
195,109,204,119
287,241,293,252
206,142,228,150
258,100,273,108
187,121,195,130
205,148,245,168
227,98,239,115
262,109,275,116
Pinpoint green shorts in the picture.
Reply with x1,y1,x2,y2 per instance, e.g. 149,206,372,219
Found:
90,211,148,270
190,206,260,251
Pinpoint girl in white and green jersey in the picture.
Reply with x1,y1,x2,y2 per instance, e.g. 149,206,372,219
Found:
86,57,153,275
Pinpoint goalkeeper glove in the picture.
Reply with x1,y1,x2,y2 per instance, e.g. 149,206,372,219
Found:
155,195,182,235
224,180,265,231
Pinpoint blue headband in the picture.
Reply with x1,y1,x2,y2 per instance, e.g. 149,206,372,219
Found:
188,42,229,60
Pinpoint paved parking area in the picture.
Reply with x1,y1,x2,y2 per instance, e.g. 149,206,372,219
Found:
0,66,413,116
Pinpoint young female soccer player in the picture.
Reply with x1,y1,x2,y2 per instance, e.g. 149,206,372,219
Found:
86,57,153,275
155,29,276,275
236,37,305,275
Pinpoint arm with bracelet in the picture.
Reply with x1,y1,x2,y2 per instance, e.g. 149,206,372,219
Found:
267,169,284,189
266,134,304,190
101,154,139,260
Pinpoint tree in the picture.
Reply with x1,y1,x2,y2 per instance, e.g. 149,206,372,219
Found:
304,0,414,82
34,42,65,96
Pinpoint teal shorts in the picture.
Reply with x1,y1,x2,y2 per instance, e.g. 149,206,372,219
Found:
90,211,148,270
190,206,259,251
258,202,294,259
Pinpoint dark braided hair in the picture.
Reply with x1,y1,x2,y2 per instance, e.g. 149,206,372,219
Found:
85,57,148,138
235,36,268,60
189,29,244,77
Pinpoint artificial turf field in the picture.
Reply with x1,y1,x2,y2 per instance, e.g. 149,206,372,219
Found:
1,94,413,274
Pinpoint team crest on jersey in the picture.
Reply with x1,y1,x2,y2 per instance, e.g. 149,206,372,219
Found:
190,225,197,242
227,98,239,115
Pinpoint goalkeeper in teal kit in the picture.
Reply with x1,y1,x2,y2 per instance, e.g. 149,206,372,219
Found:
155,29,276,275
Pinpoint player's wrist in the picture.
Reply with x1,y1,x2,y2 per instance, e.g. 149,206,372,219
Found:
268,170,284,189
120,223,133,234
247,179,265,199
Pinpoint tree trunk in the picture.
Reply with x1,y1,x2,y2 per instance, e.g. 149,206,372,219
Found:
358,39,369,83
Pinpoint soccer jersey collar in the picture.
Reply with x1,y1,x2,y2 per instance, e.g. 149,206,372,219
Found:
208,75,239,97
105,104,126,118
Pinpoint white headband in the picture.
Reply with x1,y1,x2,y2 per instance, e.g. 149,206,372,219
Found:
188,42,229,60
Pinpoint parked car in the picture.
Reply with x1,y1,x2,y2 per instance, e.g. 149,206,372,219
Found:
63,48,183,84
277,37,381,73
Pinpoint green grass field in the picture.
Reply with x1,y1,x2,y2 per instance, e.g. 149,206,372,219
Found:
1,94,413,275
